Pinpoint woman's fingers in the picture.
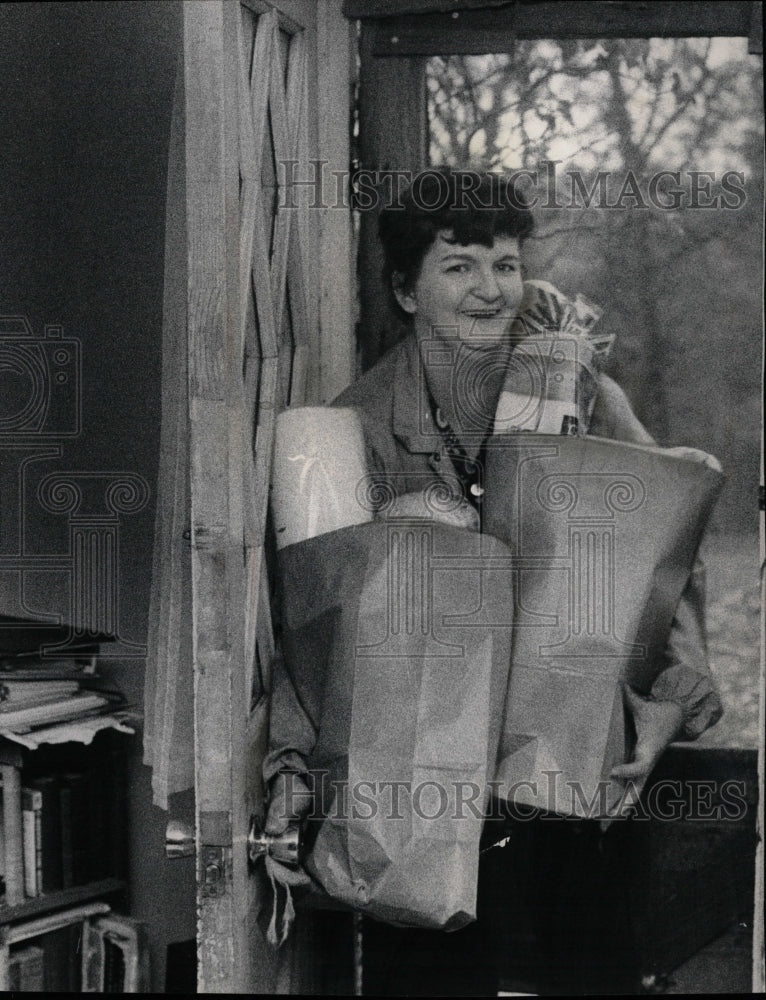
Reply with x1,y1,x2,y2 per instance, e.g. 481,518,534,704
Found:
610,757,651,781
611,688,684,784
264,772,313,835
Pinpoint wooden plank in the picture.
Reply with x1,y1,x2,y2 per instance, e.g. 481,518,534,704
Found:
268,16,293,339
237,8,259,362
369,2,755,55
0,929,8,993
184,6,229,403
251,355,279,545
148,78,193,799
317,1,355,402
344,0,515,14
754,500,766,992
184,3,237,992
286,30,311,406
357,25,426,368
243,544,260,708
0,881,125,927
249,8,275,182
189,399,232,806
251,198,279,359
750,0,763,53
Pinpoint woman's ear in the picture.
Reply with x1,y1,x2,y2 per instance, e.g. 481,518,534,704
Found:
392,272,417,315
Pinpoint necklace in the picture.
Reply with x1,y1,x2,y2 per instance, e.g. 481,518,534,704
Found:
434,406,486,508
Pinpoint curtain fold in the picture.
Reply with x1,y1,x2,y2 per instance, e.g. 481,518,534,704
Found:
143,63,195,810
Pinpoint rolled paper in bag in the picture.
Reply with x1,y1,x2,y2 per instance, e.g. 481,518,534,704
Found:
272,406,372,549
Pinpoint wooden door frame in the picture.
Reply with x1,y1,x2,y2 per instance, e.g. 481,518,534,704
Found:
183,1,243,991
183,0,355,991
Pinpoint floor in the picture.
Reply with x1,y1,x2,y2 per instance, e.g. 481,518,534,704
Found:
663,921,753,995
497,922,755,996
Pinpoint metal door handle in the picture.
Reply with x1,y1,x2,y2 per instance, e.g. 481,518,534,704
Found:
247,815,301,870
165,819,195,858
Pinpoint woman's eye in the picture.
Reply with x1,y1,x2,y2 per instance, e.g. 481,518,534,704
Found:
446,264,469,274
496,263,518,273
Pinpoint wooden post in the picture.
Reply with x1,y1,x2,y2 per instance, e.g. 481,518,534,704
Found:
357,24,426,369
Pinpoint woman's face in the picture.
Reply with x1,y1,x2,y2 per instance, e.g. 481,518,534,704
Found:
395,229,524,349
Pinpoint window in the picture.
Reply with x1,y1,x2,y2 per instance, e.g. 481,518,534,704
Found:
426,37,763,747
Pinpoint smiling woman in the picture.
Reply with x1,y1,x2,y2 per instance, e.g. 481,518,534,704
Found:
293,165,724,994
364,170,534,453
394,232,525,347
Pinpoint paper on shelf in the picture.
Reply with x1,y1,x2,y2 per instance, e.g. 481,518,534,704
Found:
0,714,135,749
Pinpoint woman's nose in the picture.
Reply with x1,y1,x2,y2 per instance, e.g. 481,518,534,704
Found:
472,267,502,300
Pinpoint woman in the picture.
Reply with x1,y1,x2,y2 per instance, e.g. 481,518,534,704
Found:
266,167,722,993
329,168,722,994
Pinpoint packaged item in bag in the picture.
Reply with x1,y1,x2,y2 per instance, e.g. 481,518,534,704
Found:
497,281,612,437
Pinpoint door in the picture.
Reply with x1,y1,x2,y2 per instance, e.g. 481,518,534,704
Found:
354,2,763,994
182,0,352,991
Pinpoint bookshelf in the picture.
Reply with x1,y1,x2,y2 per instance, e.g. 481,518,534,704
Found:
0,730,131,989
1,732,129,910
0,878,126,925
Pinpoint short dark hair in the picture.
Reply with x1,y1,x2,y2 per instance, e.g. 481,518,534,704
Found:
378,167,534,294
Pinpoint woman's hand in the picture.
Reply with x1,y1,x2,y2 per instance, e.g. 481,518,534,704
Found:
382,490,480,531
264,771,313,836
610,686,684,796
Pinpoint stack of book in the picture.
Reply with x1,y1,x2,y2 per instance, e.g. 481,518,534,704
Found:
0,669,130,750
1,679,109,731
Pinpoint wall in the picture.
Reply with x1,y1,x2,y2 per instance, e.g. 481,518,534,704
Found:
0,1,194,989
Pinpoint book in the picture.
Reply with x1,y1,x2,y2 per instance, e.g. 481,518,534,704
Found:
22,786,41,896
60,771,90,887
8,944,45,991
22,776,63,894
40,924,82,992
87,758,109,882
0,691,109,731
0,663,99,681
0,796,5,901
0,680,80,707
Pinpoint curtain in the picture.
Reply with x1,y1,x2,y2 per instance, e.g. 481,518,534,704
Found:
143,65,195,809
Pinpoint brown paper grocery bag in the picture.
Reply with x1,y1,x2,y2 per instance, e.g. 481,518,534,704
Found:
483,434,724,817
267,519,515,929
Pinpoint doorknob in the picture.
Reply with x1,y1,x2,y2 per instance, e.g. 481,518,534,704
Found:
165,819,195,858
247,815,301,870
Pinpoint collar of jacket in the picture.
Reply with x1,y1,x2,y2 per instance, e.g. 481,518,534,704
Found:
390,334,446,457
